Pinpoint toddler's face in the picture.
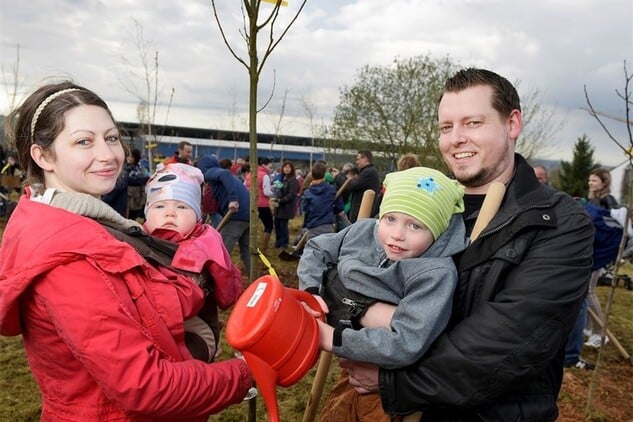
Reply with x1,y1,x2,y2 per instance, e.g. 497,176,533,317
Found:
145,199,198,236
377,212,434,261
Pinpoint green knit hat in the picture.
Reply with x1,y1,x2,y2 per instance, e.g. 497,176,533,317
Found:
379,167,465,240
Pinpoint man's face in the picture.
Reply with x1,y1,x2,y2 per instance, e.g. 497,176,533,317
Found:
534,167,548,184
180,145,193,162
438,85,521,194
356,153,369,169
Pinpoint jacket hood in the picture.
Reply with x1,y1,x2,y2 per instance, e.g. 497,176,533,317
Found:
425,213,468,258
197,155,219,175
307,181,332,195
0,197,145,336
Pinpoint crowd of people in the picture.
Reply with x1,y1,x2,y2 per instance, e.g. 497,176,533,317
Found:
0,67,620,422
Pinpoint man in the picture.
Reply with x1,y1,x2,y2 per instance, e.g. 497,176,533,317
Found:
345,150,381,222
342,68,594,421
533,164,549,185
164,141,193,165
197,155,250,273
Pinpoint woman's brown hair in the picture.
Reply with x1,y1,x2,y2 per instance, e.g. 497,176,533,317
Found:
5,81,116,189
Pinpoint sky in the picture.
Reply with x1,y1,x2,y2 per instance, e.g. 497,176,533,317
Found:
1,0,632,166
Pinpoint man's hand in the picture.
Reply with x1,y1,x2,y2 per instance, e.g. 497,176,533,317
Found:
228,201,239,212
339,358,380,394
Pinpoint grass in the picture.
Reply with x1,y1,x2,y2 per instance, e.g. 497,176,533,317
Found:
1,217,632,421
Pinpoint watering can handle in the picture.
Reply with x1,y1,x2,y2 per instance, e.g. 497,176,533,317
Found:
286,288,325,322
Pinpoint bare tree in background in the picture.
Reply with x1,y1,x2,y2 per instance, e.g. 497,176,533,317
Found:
583,60,633,415
301,93,327,168
270,88,288,160
516,87,564,160
1,43,24,149
119,19,175,172
210,0,308,282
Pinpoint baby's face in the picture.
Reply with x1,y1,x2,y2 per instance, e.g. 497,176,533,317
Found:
145,200,198,236
377,212,434,261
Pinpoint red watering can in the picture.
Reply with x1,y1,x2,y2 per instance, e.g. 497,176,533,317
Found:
226,274,323,422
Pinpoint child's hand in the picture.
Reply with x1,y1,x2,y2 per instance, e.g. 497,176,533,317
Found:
316,319,334,352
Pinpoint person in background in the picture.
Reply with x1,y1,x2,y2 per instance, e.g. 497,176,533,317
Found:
533,164,549,185
219,158,232,170
101,162,128,217
230,157,246,178
245,157,274,250
198,154,251,274
295,168,306,216
126,148,150,221
164,140,193,166
301,166,467,421
532,165,594,370
345,150,381,223
584,167,618,349
302,162,346,240
271,160,299,249
0,81,251,421
342,68,593,421
333,162,354,231
396,152,420,171
587,168,618,210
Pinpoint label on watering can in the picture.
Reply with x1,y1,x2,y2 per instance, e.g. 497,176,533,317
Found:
246,282,268,307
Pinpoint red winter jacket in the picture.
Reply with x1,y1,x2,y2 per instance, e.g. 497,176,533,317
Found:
158,223,243,310
0,193,250,421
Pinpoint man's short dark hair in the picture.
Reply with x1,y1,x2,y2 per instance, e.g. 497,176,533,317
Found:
178,141,192,150
358,150,373,162
441,68,521,117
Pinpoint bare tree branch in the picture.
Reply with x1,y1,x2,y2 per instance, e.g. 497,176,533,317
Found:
210,1,249,69
257,69,277,112
258,0,308,75
584,84,630,156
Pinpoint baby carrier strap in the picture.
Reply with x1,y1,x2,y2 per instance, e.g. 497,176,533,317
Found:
101,223,222,362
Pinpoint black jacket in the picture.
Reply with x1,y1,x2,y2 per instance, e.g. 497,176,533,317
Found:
275,175,298,220
379,155,594,421
346,163,381,222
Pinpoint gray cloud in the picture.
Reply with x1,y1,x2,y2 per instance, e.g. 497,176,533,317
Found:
1,0,631,164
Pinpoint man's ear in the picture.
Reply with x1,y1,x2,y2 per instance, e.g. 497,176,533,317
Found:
508,109,522,140
30,144,54,171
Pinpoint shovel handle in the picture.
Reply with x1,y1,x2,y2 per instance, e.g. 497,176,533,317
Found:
334,178,352,200
216,209,234,232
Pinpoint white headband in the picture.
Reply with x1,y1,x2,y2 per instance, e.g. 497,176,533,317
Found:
30,88,81,141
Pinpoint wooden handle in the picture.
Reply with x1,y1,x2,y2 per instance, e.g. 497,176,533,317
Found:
470,182,506,241
587,307,631,361
216,209,234,232
334,178,352,200
294,232,310,253
357,190,376,220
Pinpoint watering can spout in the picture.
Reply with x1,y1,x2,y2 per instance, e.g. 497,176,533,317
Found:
242,352,280,422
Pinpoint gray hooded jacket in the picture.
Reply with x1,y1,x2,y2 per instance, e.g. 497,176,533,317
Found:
298,215,467,369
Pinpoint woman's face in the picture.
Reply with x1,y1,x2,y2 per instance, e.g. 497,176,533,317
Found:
283,164,292,175
34,105,124,197
588,174,605,194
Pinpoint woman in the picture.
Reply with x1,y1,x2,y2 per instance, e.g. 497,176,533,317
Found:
244,157,274,249
273,160,299,249
588,168,619,210
0,81,251,421
585,167,618,349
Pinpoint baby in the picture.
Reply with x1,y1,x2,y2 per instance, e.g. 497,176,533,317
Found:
144,163,243,362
